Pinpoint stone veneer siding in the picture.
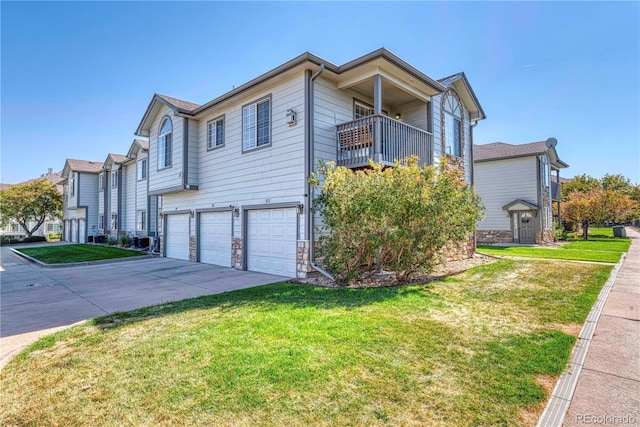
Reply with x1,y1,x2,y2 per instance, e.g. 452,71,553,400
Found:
477,230,514,244
231,237,243,270
189,235,197,262
536,229,555,244
441,235,476,261
296,240,312,279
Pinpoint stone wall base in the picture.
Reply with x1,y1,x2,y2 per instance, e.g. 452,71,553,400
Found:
477,230,514,244
231,237,243,270
536,229,555,244
442,235,476,261
189,235,197,262
296,240,313,279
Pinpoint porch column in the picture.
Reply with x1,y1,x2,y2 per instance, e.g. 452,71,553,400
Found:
556,169,562,228
373,74,383,163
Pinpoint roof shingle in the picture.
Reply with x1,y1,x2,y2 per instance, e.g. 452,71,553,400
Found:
157,94,200,112
474,141,548,162
67,159,104,173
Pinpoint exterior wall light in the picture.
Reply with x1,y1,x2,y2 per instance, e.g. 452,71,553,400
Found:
297,203,304,214
286,108,297,126
233,207,240,218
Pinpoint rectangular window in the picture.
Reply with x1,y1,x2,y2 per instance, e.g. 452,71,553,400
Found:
47,223,62,232
453,118,461,157
111,170,118,188
137,211,147,231
354,99,374,119
137,159,147,181
445,114,462,157
111,214,118,231
69,175,75,197
207,116,225,149
11,224,20,232
99,173,104,191
98,215,104,230
158,133,172,168
243,97,271,151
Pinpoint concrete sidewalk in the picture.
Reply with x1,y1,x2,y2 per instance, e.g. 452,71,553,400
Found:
539,227,640,426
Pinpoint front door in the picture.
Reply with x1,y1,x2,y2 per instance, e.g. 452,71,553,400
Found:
518,212,535,243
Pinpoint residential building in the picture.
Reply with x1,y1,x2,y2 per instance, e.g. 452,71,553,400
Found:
132,48,485,277
60,159,102,243
474,139,569,244
0,169,64,240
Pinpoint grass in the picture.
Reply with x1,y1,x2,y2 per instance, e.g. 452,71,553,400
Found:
1,259,612,426
477,228,630,263
17,244,146,264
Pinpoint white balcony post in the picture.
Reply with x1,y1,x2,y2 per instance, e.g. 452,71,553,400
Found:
373,75,383,163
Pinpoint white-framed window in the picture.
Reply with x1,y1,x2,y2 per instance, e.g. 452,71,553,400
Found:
10,224,20,232
353,99,388,119
98,215,104,230
444,92,463,157
69,174,75,197
110,214,118,231
207,116,225,149
47,223,62,232
158,117,173,169
137,210,147,231
99,173,104,191
111,170,118,188
137,159,147,181
243,96,271,151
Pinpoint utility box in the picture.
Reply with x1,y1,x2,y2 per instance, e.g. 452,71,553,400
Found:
613,225,627,238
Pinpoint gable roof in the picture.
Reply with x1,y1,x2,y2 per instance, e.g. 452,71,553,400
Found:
136,48,484,136
438,72,486,121
474,141,569,169
126,139,149,158
66,159,104,173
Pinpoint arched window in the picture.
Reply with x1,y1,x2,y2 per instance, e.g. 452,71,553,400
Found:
158,117,172,169
443,92,463,157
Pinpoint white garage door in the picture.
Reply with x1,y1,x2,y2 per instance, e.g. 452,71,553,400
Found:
199,211,232,266
165,214,190,260
71,220,78,243
78,219,86,243
247,208,297,277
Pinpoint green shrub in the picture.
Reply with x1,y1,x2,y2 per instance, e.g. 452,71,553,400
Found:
107,237,119,246
310,157,484,283
21,236,47,243
48,232,62,241
118,235,131,247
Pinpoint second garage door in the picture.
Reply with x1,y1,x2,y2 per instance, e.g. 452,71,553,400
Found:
199,211,232,266
247,208,297,277
165,214,190,260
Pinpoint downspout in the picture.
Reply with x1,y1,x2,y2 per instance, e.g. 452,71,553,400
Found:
305,63,334,280
469,120,478,187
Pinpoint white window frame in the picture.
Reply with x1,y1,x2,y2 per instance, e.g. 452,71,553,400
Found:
444,92,463,158
137,210,147,231
137,159,147,181
242,96,271,152
98,214,104,231
69,174,75,197
158,117,173,169
110,214,118,231
111,170,118,188
207,115,225,150
99,173,104,191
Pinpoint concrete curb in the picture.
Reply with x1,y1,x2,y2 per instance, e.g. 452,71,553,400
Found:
536,252,627,427
9,247,154,268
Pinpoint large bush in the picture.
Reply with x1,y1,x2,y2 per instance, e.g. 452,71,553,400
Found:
310,157,484,283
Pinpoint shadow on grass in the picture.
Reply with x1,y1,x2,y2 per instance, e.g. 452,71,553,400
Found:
92,280,442,329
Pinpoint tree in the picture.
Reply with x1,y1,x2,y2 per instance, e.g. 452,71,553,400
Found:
561,174,601,200
310,157,484,283
0,180,63,237
562,189,639,239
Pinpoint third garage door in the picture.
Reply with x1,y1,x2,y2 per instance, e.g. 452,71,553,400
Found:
199,211,232,266
247,208,297,277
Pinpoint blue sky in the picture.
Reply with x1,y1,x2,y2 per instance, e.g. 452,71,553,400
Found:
2,1,639,184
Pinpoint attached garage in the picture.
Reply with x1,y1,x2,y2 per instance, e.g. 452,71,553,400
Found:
70,220,78,243
246,207,297,277
198,211,232,267
78,219,86,243
165,213,190,260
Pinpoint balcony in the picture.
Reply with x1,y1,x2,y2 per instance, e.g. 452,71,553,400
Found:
336,115,433,168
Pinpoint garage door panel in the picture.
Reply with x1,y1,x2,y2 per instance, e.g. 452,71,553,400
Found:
200,212,232,266
247,208,297,277
166,214,190,260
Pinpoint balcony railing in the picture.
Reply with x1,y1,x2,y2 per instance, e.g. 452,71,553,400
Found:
336,114,433,168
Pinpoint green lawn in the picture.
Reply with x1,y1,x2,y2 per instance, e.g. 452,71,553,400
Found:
17,244,146,264
477,232,629,263
1,259,612,426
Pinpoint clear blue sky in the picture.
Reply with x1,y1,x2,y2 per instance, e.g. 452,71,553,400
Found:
2,1,639,184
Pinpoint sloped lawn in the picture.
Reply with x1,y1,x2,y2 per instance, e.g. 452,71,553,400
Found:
17,244,146,264
1,260,611,426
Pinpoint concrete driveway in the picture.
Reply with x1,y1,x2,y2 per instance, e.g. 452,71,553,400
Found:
0,244,287,369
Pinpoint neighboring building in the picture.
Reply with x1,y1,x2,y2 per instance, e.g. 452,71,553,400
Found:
132,48,485,277
60,159,103,243
99,153,128,237
0,169,64,240
474,138,569,244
